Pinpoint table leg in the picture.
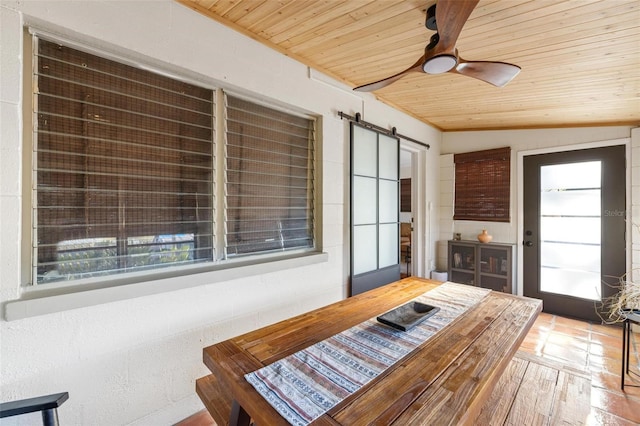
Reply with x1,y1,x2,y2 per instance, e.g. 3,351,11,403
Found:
626,319,632,375
621,319,627,390
41,408,59,426
229,400,251,426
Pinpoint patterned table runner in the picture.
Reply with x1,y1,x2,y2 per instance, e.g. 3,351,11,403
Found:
245,282,490,426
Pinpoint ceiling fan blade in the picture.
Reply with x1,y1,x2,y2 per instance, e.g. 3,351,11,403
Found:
354,56,424,92
435,0,480,51
453,58,521,87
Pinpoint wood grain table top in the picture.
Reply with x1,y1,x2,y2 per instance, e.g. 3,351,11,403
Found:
198,277,542,425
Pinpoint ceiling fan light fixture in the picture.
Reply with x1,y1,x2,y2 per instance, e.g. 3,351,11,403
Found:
353,0,520,92
423,55,457,74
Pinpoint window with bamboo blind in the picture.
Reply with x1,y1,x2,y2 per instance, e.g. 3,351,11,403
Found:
30,37,316,285
225,96,315,256
453,147,511,222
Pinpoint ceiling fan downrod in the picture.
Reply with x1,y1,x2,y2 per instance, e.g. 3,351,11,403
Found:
425,4,437,30
426,33,439,50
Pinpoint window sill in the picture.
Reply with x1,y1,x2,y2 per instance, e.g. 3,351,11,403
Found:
3,252,329,321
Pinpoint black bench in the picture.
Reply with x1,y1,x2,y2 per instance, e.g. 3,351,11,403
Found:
621,309,640,390
0,392,69,426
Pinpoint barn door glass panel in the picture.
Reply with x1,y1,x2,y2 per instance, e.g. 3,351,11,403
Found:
353,176,377,225
379,179,398,223
379,134,398,180
352,126,377,176
379,223,398,268
353,225,377,275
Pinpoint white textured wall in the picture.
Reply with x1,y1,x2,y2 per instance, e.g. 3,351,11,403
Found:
438,126,636,293
0,1,440,424
437,153,454,271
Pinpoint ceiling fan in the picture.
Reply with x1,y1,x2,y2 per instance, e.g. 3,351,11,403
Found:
354,0,521,92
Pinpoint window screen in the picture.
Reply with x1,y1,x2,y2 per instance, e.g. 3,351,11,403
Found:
34,38,214,283
225,95,315,256
454,147,511,222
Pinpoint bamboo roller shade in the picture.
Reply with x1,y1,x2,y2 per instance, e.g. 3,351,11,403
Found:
454,147,511,222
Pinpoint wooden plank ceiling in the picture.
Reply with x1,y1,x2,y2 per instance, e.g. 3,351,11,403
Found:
178,0,640,131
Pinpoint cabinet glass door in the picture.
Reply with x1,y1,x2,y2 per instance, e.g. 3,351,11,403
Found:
449,242,475,285
478,246,510,293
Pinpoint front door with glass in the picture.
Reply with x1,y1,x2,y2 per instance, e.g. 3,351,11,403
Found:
523,145,626,321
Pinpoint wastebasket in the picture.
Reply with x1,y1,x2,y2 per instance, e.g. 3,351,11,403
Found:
430,270,448,281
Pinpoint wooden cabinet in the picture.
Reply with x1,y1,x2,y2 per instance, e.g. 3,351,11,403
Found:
448,240,515,294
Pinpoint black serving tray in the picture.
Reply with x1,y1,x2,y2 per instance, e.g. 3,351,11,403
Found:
376,301,440,332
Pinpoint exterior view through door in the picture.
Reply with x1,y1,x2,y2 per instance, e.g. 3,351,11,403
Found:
523,145,626,322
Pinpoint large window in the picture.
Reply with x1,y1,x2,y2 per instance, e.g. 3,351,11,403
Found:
29,37,316,285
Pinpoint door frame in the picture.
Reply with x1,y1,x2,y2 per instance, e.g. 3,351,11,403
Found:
400,140,430,278
516,138,631,297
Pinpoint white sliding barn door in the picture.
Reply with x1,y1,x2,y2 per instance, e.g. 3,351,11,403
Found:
351,123,400,295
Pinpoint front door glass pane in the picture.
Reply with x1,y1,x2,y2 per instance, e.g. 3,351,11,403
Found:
539,161,601,300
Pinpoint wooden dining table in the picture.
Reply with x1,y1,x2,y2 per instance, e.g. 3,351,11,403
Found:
196,277,542,425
